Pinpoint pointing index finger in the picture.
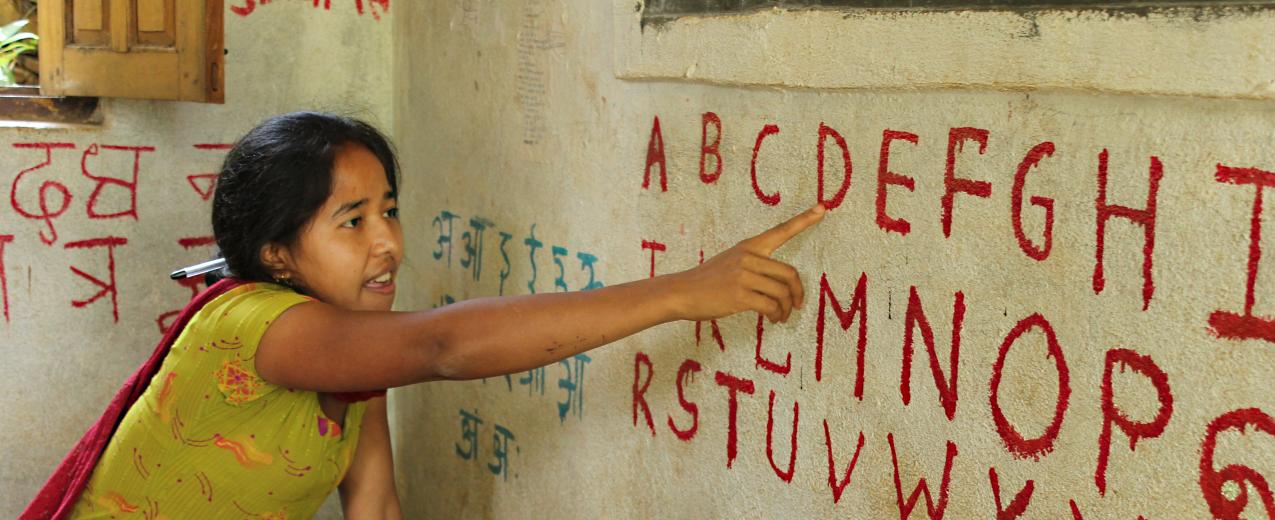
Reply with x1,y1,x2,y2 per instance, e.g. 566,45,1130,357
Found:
756,203,827,255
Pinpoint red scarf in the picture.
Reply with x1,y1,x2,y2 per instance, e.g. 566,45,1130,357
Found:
22,279,384,519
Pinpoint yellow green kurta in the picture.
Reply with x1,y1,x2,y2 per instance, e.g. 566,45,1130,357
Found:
70,282,368,520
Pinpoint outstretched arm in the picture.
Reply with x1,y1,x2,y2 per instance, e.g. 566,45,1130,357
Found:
256,204,826,391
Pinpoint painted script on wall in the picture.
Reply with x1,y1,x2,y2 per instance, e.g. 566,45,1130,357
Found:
629,112,1274,519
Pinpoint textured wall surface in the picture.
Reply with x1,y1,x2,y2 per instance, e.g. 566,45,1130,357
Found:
0,3,391,518
391,2,1275,518
8,1,1275,519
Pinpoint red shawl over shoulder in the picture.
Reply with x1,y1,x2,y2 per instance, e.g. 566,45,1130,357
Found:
22,279,384,520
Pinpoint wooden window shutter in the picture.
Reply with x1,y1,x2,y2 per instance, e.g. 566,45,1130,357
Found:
39,0,224,102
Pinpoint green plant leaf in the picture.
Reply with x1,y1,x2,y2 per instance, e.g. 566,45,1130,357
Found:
0,37,36,48
0,40,36,53
0,65,17,87
0,19,29,41
0,16,38,82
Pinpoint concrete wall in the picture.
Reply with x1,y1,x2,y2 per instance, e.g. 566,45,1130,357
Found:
1,3,391,518
391,2,1275,518
8,1,1275,519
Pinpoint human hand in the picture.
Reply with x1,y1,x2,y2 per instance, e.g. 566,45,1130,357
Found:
669,203,826,324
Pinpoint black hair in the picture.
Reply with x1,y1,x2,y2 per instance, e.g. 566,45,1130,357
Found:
211,111,400,284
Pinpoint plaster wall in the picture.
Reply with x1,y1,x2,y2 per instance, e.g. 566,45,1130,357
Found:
0,3,392,518
391,1,1275,518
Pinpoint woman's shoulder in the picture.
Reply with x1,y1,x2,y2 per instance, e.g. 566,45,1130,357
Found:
188,281,315,337
169,281,317,405
205,280,314,314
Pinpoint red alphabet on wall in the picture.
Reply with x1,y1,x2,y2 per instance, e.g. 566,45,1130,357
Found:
823,421,865,504
10,142,75,245
1208,164,1275,343
755,313,791,375
989,313,1070,459
751,124,781,206
1011,142,1056,261
641,239,666,278
643,116,667,192
1095,348,1173,496
766,390,799,483
182,237,215,254
1093,150,1162,311
233,0,388,20
82,144,154,220
701,112,722,184
1199,408,1275,520
889,433,957,520
1067,499,1147,520
988,467,1035,520
633,351,655,436
354,0,390,21
714,370,755,468
0,234,11,322
188,143,233,201
186,175,217,201
178,236,217,249
230,0,265,17
65,237,128,322
192,142,235,150
877,130,919,235
695,314,727,350
667,358,701,441
900,286,964,421
942,127,991,238
816,272,868,397
695,249,727,351
817,123,853,210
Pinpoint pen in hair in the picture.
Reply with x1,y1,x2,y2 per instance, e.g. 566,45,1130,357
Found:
169,258,227,280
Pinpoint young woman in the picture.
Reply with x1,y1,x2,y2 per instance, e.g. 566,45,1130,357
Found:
26,112,825,519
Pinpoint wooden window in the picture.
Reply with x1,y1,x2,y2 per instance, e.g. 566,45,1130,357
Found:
39,0,224,102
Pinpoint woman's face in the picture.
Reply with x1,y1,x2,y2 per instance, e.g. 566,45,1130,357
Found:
272,143,403,311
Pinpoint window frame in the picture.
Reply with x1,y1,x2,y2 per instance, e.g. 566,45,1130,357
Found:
0,0,223,126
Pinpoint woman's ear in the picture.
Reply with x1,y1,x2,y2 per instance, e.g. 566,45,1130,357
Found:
259,242,292,278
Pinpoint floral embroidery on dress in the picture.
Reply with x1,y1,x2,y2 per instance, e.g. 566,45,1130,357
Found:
155,372,178,424
215,359,261,404
95,490,140,513
71,285,352,519
316,416,342,438
212,433,274,468
207,337,244,350
233,500,289,520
